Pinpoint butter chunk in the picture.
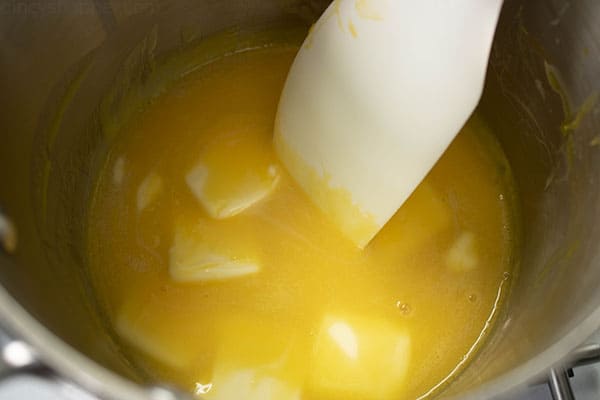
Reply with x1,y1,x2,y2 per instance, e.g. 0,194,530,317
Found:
446,231,478,272
169,222,260,283
116,313,186,369
186,132,280,219
204,370,301,400
172,256,259,283
309,315,411,400
203,316,304,400
137,171,163,212
115,290,198,369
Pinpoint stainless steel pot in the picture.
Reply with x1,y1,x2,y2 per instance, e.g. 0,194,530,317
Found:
0,0,599,399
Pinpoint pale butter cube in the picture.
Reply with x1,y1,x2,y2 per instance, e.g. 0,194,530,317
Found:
137,171,163,212
186,133,281,219
203,370,300,400
171,255,259,283
203,316,304,400
116,314,186,369
169,222,260,283
309,315,411,400
115,291,198,369
446,231,478,272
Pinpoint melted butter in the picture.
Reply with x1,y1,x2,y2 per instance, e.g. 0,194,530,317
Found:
348,21,358,38
87,45,519,400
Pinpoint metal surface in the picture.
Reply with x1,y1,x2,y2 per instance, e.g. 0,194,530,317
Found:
568,344,600,368
547,343,600,400
0,0,599,399
549,368,575,400
0,332,39,380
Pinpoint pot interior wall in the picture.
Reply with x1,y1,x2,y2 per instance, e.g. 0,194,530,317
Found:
0,0,599,398
447,1,600,396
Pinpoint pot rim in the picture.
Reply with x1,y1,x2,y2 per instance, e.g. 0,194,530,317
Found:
0,284,151,400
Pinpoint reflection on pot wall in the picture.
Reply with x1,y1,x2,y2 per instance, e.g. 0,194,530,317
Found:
0,0,599,399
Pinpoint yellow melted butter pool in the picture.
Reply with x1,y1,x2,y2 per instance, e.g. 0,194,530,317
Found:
87,44,519,400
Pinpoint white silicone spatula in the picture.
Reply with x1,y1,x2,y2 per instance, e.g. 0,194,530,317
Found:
274,0,503,248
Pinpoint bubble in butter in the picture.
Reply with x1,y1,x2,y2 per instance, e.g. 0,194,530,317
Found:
87,40,519,400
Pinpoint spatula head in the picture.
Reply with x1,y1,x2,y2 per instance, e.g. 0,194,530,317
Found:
275,0,503,248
